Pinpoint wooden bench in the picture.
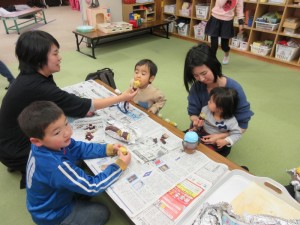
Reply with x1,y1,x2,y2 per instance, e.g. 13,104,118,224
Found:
0,8,47,34
72,20,171,59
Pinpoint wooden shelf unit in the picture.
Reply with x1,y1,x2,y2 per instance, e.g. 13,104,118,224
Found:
159,0,300,67
122,2,157,23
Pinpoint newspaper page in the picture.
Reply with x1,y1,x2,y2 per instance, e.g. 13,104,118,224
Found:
132,174,212,225
131,152,229,225
65,81,230,224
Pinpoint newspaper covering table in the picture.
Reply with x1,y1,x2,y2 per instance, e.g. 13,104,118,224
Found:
64,80,300,225
64,80,230,224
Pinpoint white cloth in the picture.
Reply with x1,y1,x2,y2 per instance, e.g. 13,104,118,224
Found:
14,5,31,11
0,7,11,16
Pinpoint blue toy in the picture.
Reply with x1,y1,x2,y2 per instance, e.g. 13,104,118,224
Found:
182,131,199,154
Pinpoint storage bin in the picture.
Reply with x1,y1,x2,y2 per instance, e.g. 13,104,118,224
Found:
250,44,272,56
268,0,285,3
177,24,190,36
195,4,209,19
231,38,249,51
231,38,240,48
275,44,300,61
136,0,153,3
239,41,248,51
255,21,279,31
164,4,176,14
194,22,206,40
164,16,176,32
179,9,191,17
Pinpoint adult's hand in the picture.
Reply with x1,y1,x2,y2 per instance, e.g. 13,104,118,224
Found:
120,88,138,102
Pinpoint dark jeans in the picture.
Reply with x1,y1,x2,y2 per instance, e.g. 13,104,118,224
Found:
0,60,15,83
285,183,295,199
195,128,231,157
59,200,110,225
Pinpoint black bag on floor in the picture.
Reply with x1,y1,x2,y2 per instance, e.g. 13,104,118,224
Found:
45,0,61,7
85,68,117,89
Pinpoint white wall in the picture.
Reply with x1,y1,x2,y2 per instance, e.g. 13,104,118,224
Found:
81,0,123,23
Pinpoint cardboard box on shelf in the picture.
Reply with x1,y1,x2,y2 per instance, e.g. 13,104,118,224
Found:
284,27,300,35
283,18,300,29
98,22,133,33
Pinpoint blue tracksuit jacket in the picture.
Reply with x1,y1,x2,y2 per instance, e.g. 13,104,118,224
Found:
26,139,122,225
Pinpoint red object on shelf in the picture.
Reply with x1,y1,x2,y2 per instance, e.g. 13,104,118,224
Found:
69,0,80,11
123,0,136,3
278,40,288,46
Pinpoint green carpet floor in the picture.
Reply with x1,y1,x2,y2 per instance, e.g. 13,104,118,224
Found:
0,35,299,224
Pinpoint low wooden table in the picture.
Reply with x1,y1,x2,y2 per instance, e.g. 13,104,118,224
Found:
0,8,47,34
72,20,171,59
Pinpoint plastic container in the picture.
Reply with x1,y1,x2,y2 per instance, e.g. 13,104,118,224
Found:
164,4,176,14
76,25,94,33
195,4,209,19
275,44,300,61
182,131,199,154
169,21,176,32
179,9,191,17
268,0,285,3
255,21,279,31
194,23,206,40
239,41,248,51
231,38,240,48
231,38,248,51
164,16,176,32
250,44,272,56
177,24,189,36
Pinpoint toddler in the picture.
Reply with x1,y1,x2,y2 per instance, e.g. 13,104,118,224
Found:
192,87,242,157
130,59,166,114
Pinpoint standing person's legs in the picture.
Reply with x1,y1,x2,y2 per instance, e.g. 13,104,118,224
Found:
205,16,221,57
221,38,230,64
59,200,110,225
219,19,234,65
210,36,219,56
0,60,15,89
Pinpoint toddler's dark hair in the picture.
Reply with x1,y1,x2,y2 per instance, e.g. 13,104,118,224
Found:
209,87,238,119
135,59,158,76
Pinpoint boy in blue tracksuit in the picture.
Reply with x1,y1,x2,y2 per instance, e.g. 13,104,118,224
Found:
18,101,131,225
